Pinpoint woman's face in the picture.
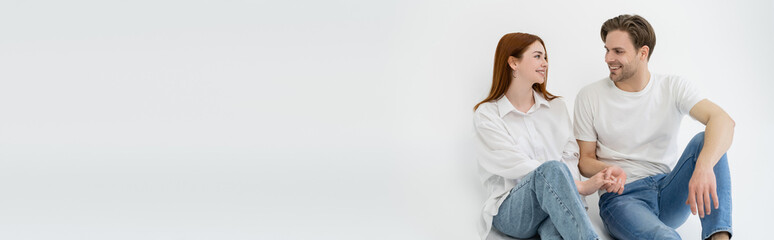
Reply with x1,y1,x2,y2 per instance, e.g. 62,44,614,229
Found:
511,41,548,85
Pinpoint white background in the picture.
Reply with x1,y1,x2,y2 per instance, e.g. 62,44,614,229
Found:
1,0,772,239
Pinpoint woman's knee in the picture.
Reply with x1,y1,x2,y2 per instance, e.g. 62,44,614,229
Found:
537,161,572,180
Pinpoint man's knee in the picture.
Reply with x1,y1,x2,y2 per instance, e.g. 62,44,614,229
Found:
689,131,706,147
688,131,730,165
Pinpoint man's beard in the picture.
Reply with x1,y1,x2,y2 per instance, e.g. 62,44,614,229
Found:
610,66,636,82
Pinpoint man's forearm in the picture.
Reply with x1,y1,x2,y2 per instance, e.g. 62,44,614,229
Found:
578,156,609,178
696,116,735,170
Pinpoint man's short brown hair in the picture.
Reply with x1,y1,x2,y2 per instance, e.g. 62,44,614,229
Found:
601,14,656,60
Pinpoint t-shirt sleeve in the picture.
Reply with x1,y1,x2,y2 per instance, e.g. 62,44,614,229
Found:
573,89,597,142
673,77,705,115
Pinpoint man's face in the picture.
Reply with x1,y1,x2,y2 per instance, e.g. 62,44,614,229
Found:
604,30,645,83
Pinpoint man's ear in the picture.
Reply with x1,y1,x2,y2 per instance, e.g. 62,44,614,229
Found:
639,45,650,61
507,56,519,70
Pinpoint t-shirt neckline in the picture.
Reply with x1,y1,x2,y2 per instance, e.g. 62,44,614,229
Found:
609,73,655,97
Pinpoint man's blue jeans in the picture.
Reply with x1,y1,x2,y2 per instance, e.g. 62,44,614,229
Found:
599,132,732,239
493,161,599,240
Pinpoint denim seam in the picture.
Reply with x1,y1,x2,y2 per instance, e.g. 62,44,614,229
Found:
511,175,532,193
535,168,580,238
659,152,695,192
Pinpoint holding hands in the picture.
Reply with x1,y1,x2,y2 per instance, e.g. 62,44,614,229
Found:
601,165,627,195
578,165,627,196
578,169,614,195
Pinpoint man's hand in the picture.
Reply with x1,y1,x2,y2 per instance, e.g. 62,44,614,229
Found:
601,166,627,194
578,168,616,196
686,167,719,218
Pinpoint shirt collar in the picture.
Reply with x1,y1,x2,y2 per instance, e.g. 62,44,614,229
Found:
497,90,551,118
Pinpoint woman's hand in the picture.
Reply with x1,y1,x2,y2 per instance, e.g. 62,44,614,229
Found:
577,168,615,196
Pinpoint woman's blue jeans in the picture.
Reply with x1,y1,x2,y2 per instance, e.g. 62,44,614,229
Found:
493,161,598,240
598,132,732,239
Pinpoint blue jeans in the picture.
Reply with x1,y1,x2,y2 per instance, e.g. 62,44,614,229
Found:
599,132,732,239
493,161,599,240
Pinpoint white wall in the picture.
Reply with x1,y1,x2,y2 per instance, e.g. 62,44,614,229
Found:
0,0,771,239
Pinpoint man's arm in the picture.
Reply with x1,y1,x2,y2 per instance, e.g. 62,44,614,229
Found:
689,99,735,171
578,140,626,194
686,99,735,217
577,140,607,177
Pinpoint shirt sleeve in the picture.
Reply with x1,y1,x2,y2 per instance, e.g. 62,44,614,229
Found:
555,99,581,181
562,130,582,181
474,111,541,180
573,89,597,142
673,77,705,115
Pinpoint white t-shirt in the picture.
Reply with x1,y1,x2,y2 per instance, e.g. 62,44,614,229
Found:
573,73,704,185
475,91,582,240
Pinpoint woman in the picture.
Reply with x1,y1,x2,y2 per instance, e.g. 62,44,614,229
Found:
474,33,611,240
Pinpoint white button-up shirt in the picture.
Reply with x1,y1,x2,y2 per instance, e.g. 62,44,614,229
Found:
474,91,581,240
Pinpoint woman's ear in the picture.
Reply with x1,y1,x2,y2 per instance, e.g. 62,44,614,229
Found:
507,56,519,70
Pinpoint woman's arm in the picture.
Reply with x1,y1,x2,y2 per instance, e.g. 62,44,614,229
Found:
475,111,542,180
575,170,614,196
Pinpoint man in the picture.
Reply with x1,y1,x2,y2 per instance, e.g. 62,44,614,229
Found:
574,14,734,240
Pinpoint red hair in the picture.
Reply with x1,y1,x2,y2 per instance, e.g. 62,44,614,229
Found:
474,33,558,111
